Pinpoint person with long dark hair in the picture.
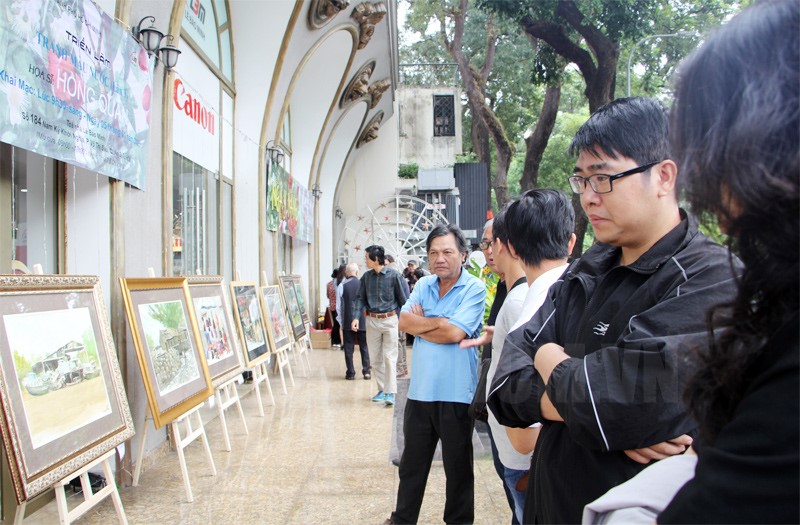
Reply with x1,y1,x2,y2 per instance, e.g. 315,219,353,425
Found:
660,1,799,521
584,2,799,523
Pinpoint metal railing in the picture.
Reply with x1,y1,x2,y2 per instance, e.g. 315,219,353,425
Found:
399,63,460,87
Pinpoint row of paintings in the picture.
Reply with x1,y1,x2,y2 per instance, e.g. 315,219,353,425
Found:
0,274,309,504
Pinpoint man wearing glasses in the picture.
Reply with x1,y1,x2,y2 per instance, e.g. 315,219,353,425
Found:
488,97,741,524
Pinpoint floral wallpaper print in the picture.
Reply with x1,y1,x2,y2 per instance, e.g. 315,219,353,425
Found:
0,0,153,189
266,162,313,243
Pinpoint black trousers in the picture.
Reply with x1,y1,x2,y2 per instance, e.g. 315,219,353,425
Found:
331,313,342,345
392,399,474,524
343,328,369,377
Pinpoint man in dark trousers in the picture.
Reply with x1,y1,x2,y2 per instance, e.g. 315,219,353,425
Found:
339,262,370,380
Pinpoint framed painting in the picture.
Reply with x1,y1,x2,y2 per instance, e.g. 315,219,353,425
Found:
229,282,271,367
290,275,311,326
278,276,306,340
260,285,292,351
0,275,134,503
187,276,244,388
119,278,213,429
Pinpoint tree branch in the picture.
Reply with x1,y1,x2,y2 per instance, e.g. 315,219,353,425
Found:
556,0,617,64
519,15,597,81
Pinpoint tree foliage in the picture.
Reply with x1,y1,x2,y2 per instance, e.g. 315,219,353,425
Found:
147,302,185,330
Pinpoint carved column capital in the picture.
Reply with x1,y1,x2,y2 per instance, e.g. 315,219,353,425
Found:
351,1,387,49
308,0,350,29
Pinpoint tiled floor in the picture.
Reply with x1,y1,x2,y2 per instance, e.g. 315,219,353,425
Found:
23,347,511,524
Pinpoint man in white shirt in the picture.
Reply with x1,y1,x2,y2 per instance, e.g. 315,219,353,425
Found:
463,189,576,522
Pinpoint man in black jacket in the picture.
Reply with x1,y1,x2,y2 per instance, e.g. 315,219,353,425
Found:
340,263,370,380
488,97,741,524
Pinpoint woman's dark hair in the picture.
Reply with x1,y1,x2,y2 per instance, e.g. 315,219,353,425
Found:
671,0,799,445
333,264,346,284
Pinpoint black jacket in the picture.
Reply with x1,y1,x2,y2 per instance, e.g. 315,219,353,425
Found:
488,212,742,524
341,276,366,330
659,312,799,524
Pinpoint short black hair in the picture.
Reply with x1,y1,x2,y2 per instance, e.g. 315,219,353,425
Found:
425,223,469,255
364,245,385,265
504,189,575,267
492,204,510,246
570,97,670,166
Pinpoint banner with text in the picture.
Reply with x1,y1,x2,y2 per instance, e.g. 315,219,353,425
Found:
266,163,313,244
0,0,153,189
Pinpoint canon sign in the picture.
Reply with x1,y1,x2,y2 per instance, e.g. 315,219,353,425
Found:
173,78,215,135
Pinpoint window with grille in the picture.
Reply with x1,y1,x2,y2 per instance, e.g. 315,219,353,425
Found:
433,95,455,137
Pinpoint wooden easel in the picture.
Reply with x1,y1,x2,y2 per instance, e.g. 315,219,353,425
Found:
292,332,312,374
213,376,248,451
132,402,216,503
271,344,295,394
250,359,275,417
14,449,127,525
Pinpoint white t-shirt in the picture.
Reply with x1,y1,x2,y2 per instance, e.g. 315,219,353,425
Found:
486,263,569,470
510,263,569,332
486,279,529,470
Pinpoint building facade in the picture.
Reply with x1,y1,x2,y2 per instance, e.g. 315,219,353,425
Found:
0,0,401,509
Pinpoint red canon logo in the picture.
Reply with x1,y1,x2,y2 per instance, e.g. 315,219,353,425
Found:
173,78,215,135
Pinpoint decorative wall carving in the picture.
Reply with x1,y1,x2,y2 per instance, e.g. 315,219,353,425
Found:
341,61,376,107
351,1,387,49
368,78,390,109
308,0,350,29
357,111,384,148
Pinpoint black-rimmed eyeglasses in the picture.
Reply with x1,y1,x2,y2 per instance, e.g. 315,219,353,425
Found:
478,240,492,250
568,161,661,194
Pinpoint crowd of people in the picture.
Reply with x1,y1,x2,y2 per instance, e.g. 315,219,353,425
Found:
333,1,798,522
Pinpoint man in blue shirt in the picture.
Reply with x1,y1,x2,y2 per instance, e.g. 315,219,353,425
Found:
387,224,486,525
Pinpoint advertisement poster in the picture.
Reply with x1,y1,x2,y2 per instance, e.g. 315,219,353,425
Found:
0,0,153,189
266,163,313,243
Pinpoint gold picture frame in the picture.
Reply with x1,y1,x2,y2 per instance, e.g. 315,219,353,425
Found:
119,277,213,429
0,275,134,503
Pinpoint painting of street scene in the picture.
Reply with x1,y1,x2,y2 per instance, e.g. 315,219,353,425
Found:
279,278,306,339
3,308,110,449
292,277,310,325
137,300,201,397
231,285,268,363
261,286,291,349
192,296,234,366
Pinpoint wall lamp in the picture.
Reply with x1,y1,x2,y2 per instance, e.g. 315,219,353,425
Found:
311,183,322,199
131,16,182,70
266,140,285,165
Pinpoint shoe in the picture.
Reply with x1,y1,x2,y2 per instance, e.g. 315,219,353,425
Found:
363,373,371,380
391,458,400,467
384,393,395,406
371,391,385,402
345,375,355,380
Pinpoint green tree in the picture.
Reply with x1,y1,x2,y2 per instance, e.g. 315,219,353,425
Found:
13,351,31,378
479,0,741,255
81,329,99,365
404,0,549,207
147,302,185,330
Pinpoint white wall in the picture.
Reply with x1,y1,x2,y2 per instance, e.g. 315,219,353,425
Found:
398,86,462,168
